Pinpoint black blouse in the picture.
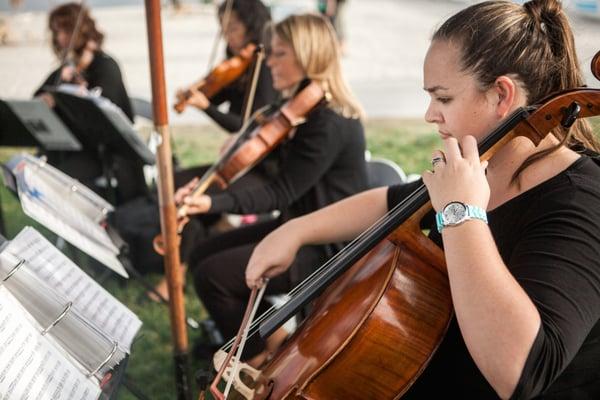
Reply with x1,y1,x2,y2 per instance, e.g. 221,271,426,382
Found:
387,156,600,399
34,51,133,122
209,103,368,222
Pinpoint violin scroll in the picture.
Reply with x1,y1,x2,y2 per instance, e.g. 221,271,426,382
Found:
592,51,600,82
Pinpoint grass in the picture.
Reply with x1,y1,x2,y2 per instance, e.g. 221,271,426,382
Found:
2,115,598,399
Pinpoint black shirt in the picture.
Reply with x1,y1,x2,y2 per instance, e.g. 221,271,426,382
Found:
387,156,600,399
210,104,368,221
204,62,277,133
34,51,134,122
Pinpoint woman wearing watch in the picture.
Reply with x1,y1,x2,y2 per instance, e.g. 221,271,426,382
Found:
245,1,600,398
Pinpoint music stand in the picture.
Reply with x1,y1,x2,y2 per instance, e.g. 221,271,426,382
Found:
0,98,82,151
49,89,155,165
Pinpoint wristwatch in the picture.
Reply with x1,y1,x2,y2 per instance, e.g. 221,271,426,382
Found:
436,201,488,233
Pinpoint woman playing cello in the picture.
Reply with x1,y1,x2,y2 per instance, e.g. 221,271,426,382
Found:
246,1,600,398
184,13,368,365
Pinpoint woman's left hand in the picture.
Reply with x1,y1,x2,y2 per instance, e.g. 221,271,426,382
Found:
422,136,490,212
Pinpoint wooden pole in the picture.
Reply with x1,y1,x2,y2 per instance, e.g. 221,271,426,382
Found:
143,1,191,398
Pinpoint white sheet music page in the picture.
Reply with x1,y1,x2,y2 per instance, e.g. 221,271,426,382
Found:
0,286,101,400
5,227,141,351
15,162,128,278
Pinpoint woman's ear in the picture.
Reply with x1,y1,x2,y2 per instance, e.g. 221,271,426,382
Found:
490,75,517,119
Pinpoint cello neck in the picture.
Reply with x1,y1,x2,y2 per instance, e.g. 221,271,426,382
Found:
257,107,532,339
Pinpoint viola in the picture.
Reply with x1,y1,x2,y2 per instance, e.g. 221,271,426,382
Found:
210,55,600,400
174,42,257,114
153,80,327,255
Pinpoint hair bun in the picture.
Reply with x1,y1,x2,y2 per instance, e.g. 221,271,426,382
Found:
524,0,563,22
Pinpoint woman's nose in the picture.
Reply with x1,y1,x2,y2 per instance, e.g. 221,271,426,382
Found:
424,102,440,124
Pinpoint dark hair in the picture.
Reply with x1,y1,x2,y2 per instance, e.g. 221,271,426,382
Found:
218,0,271,46
433,0,600,182
49,2,104,58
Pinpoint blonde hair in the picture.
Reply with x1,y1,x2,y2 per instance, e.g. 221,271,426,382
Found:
273,13,365,120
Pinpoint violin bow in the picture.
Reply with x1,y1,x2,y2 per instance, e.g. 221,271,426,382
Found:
144,0,192,398
179,45,266,212
52,0,86,87
206,0,234,74
210,282,269,400
240,45,266,124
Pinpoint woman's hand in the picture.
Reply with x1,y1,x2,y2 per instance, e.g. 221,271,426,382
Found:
181,194,211,216
174,177,199,205
422,136,490,212
37,93,56,108
246,222,303,289
178,87,210,110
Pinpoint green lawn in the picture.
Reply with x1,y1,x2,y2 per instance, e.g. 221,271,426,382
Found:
2,116,598,399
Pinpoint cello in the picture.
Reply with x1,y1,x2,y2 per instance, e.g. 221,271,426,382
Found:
153,80,327,254
210,54,600,400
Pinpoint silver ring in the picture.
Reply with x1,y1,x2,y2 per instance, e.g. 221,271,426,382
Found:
431,156,445,168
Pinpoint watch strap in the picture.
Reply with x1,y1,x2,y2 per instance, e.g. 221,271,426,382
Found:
436,203,487,233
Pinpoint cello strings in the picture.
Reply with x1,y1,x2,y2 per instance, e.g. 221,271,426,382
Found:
222,182,428,350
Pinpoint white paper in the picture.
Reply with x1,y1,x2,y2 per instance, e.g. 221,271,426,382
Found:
5,227,141,350
0,286,101,400
14,160,128,278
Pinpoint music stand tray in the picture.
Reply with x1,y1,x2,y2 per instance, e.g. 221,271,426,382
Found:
50,89,155,165
0,98,82,151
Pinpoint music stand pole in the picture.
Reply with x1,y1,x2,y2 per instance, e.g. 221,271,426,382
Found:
143,1,191,399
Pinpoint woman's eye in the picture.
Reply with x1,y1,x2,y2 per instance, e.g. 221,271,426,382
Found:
437,97,451,104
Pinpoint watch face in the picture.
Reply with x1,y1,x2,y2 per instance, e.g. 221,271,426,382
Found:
443,202,467,225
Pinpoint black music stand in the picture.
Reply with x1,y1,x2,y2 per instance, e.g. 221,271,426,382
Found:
0,98,82,151
47,88,155,204
49,89,155,165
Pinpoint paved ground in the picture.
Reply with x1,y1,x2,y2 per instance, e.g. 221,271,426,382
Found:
1,0,598,124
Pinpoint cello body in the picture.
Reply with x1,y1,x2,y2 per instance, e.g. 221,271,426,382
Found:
255,209,452,399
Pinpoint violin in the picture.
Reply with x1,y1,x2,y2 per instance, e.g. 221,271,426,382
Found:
209,56,600,400
60,41,97,87
153,80,327,255
174,42,257,114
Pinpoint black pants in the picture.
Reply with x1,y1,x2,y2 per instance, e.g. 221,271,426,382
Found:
190,218,327,359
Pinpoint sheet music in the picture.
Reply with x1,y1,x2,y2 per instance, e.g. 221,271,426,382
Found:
5,227,141,350
0,286,101,400
15,162,128,278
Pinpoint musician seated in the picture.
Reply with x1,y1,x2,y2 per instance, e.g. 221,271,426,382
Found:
33,2,146,205
172,0,276,136
171,0,278,243
113,0,278,300
182,13,369,366
245,0,600,398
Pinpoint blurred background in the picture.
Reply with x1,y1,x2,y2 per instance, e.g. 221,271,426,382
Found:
1,0,599,124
